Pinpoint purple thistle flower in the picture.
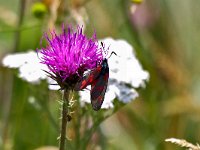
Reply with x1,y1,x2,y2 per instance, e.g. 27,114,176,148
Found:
38,25,104,89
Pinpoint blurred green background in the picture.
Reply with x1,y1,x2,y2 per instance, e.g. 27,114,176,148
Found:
1,0,200,149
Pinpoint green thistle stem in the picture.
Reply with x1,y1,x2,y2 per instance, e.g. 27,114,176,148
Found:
59,89,70,150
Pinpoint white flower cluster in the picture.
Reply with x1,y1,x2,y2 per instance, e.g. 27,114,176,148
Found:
2,51,59,90
2,51,47,83
79,38,149,109
2,38,149,109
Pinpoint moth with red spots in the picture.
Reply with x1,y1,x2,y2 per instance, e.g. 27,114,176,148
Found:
75,50,116,111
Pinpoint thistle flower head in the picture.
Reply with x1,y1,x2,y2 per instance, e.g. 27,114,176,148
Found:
38,25,103,89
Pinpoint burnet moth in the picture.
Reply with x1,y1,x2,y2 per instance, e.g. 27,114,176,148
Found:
75,42,116,111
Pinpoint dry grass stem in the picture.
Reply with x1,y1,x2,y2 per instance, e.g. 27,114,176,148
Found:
165,138,200,150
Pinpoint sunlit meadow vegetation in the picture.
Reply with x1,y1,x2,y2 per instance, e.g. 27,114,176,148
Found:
1,0,200,150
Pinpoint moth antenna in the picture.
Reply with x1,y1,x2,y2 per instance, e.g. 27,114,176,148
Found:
108,51,117,59
101,41,109,56
101,41,116,59
101,41,104,48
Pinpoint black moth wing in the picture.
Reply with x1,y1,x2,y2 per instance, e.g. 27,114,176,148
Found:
90,66,109,111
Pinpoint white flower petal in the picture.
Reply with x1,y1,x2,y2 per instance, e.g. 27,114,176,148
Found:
102,38,150,88
116,83,139,103
2,50,49,84
102,86,116,109
47,78,60,90
2,51,36,68
79,88,91,106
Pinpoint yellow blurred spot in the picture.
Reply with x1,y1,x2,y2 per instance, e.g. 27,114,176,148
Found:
35,146,58,150
131,0,143,4
31,2,47,19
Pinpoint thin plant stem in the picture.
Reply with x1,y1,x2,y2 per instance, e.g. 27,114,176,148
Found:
59,89,70,150
2,71,13,148
14,0,26,51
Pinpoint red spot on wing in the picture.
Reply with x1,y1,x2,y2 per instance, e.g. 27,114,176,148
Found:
74,65,102,91
90,71,109,111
